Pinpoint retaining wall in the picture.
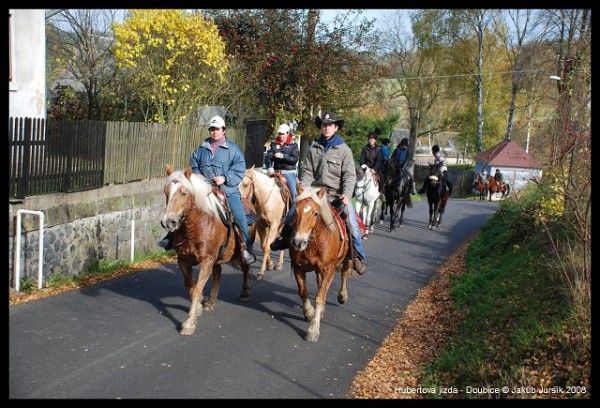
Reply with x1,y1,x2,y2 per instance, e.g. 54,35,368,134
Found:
9,179,166,288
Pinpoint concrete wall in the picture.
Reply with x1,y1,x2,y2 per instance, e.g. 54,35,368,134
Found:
9,179,167,288
9,9,46,119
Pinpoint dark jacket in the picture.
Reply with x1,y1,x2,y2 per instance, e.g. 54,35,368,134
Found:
359,145,382,173
264,135,300,172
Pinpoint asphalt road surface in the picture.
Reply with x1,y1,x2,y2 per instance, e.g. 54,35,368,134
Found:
9,197,498,399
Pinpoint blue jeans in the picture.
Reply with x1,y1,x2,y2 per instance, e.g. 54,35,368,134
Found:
227,191,253,249
280,171,297,202
281,199,365,261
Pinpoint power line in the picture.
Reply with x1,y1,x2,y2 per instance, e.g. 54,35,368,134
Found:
398,68,546,80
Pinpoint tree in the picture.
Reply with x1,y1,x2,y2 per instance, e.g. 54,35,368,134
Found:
46,9,125,120
379,10,449,171
113,9,229,123
206,9,381,143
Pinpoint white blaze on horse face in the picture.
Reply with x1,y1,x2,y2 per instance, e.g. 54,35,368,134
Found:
293,204,313,243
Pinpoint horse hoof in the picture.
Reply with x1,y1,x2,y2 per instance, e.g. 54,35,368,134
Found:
256,273,264,281
338,294,348,304
203,303,215,312
304,332,319,342
179,325,196,336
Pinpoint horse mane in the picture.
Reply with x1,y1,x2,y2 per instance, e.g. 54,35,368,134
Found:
166,170,224,219
252,169,279,192
295,186,336,233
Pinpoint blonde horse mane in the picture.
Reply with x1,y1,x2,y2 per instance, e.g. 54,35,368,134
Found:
295,186,337,233
165,170,224,219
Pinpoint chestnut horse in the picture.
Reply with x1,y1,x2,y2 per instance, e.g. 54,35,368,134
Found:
473,173,489,201
289,185,354,342
238,165,288,280
161,164,255,336
487,176,511,200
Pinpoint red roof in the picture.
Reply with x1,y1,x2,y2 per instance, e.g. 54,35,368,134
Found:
473,140,541,169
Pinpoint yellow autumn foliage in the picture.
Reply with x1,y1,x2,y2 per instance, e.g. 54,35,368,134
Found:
113,9,229,123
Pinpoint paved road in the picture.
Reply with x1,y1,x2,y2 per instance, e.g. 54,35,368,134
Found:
9,198,498,399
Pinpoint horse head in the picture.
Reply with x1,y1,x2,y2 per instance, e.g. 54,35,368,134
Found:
161,164,223,232
292,186,334,251
238,165,256,201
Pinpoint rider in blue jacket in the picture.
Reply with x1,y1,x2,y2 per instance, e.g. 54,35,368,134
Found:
390,138,416,195
158,116,256,265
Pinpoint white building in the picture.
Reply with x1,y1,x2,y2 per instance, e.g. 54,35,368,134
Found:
8,9,47,119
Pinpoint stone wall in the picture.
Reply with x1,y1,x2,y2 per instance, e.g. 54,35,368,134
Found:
9,179,166,288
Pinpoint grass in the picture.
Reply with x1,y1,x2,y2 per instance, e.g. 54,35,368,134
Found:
420,194,590,399
10,248,176,303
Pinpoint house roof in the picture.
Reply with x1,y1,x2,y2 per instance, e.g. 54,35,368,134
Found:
473,140,541,169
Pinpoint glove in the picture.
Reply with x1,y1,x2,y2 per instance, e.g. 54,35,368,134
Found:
274,152,283,159
267,168,275,176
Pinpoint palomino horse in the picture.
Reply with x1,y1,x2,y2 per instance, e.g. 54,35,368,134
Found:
383,159,413,233
487,176,510,201
425,164,450,230
354,164,381,238
238,165,289,280
289,185,354,342
473,173,489,201
161,165,255,335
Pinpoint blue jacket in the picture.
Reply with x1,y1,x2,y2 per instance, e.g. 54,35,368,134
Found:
392,146,409,167
189,137,246,196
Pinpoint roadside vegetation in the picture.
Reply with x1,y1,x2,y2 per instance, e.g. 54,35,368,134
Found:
351,176,591,399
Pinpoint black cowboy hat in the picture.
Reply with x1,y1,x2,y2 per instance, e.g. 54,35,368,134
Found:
314,111,344,129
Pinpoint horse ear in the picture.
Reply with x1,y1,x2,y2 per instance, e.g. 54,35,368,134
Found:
316,187,326,199
184,165,193,180
249,164,255,171
166,164,174,176
297,184,304,196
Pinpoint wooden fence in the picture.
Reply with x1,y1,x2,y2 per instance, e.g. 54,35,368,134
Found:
9,117,251,200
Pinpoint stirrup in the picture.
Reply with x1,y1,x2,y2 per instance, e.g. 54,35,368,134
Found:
243,250,257,265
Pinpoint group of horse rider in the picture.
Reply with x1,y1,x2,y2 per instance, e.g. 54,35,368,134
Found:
157,111,457,276
478,167,505,187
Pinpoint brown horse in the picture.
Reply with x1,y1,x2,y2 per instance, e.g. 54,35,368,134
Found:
161,164,255,336
473,173,489,201
238,165,288,280
289,185,354,342
487,176,510,201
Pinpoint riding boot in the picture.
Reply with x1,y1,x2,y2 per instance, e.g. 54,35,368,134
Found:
342,218,366,275
233,223,256,265
157,232,173,250
270,222,293,251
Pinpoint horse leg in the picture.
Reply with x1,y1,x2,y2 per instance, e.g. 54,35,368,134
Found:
306,266,335,342
277,250,285,271
337,259,352,304
257,221,271,279
180,257,213,336
293,266,314,322
389,200,396,233
428,204,434,230
203,263,221,311
240,263,251,302
399,202,405,226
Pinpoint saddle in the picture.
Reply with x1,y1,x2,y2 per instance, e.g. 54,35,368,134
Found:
272,172,293,211
211,187,258,226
